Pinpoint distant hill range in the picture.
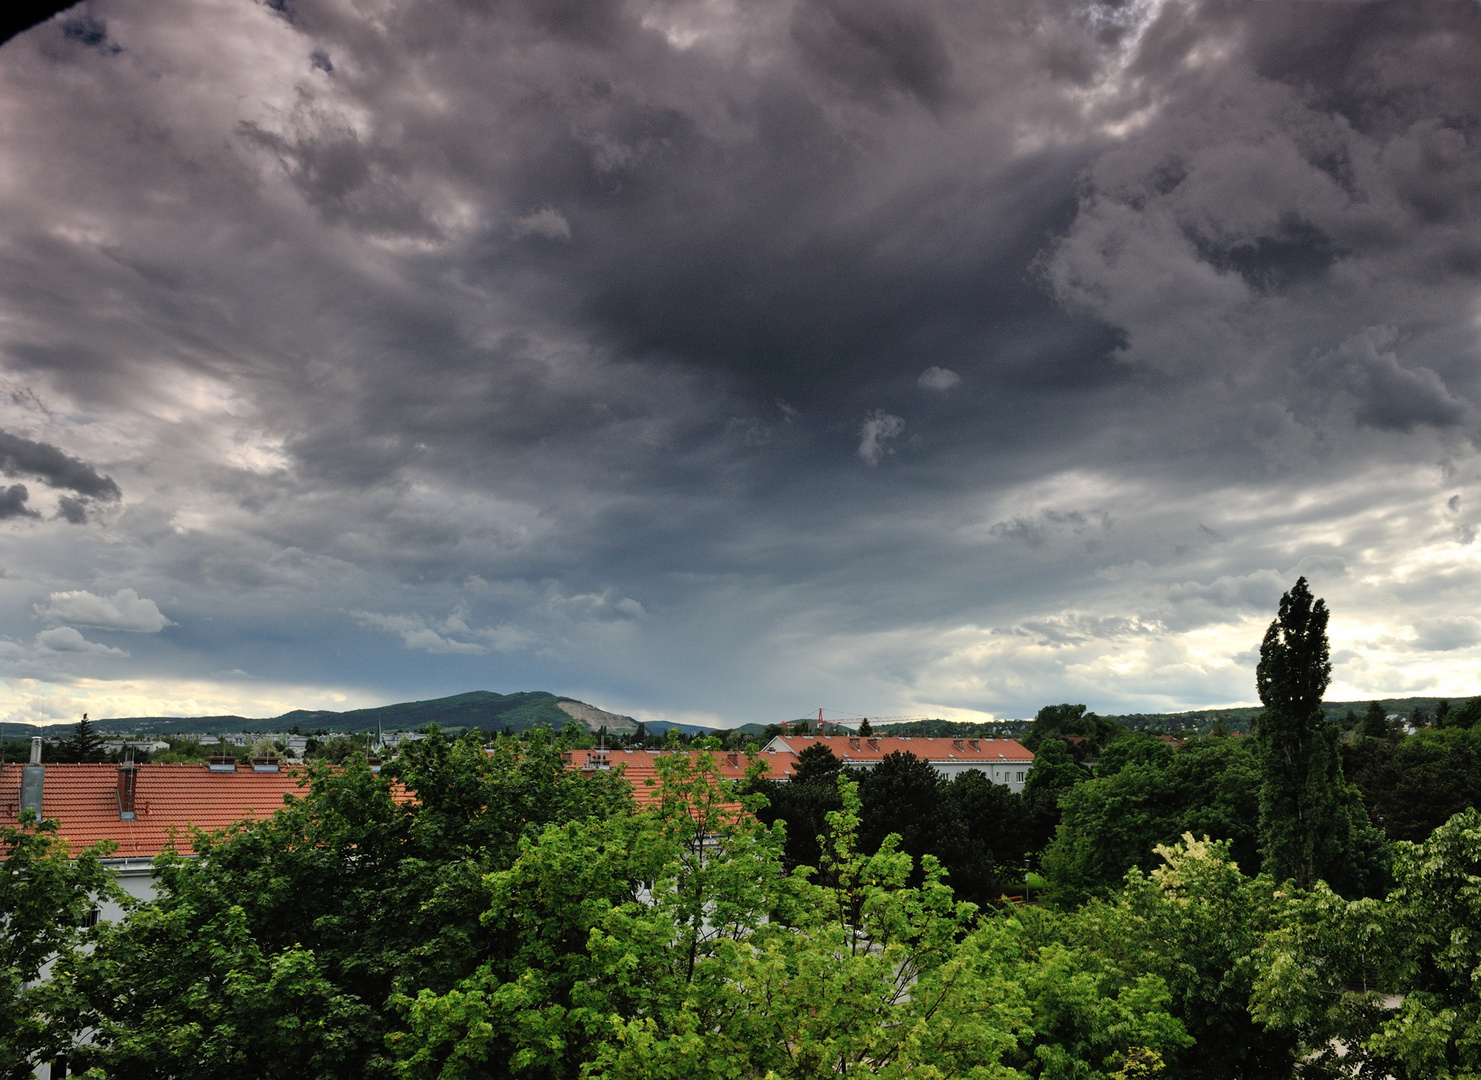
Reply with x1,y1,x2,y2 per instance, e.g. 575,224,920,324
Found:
2,690,709,739
755,697,1474,740
3,692,1468,742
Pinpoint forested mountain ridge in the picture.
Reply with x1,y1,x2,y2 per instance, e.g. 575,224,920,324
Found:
2,690,643,737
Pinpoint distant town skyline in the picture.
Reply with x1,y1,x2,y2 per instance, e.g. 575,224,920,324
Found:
2,0,1481,728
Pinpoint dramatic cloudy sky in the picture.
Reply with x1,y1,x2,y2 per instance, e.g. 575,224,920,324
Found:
1,0,1480,727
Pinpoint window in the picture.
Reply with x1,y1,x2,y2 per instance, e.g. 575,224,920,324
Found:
78,906,100,929
1015,771,1025,782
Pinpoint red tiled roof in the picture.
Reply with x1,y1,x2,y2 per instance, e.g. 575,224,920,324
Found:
565,748,762,806
761,734,1034,776
0,762,317,859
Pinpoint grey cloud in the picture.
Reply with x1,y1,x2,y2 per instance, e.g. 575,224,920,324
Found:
917,366,960,391
791,0,952,111
1164,571,1289,611
237,118,435,238
34,626,128,656
990,516,1047,548
857,410,904,465
1010,614,1159,647
0,483,37,520
36,588,171,632
3,0,1481,723
60,14,119,54
0,429,120,499
1411,617,1481,652
514,207,572,242
990,509,1110,550
1326,328,1467,432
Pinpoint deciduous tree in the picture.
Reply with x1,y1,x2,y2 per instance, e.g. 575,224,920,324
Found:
1,815,116,1077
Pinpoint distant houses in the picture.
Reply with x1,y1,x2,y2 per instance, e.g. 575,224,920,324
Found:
759,734,1035,792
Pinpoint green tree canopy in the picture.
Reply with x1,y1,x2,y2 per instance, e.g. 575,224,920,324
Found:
1344,725,1481,842
1070,835,1296,1080
1,815,117,1077
1042,736,1261,907
1253,807,1481,1079
395,771,1191,1080
57,729,633,1079
1024,704,1122,754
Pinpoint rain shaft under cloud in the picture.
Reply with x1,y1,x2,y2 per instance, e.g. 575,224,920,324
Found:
1,0,1481,725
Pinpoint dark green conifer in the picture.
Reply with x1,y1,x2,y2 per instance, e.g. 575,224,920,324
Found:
64,712,105,763
1360,701,1388,739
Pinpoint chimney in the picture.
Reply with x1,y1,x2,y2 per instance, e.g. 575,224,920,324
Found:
20,739,44,818
118,755,138,821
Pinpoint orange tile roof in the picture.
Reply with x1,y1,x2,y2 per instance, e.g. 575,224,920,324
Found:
761,734,1034,775
0,762,319,859
565,748,763,806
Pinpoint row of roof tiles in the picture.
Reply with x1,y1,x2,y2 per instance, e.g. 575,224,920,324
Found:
1,763,314,859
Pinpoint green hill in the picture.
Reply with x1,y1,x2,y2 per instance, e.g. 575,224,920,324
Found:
3,690,643,738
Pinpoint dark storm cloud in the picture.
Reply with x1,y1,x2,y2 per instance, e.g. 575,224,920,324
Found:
55,495,88,523
3,0,1481,723
0,483,38,520
0,429,120,500
791,0,953,111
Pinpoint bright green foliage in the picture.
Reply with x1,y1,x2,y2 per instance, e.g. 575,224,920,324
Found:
57,728,633,1079
1041,737,1261,907
0,815,116,1078
1067,836,1294,1080
1254,577,1388,895
396,770,1189,1080
1253,808,1481,1079
395,747,791,1079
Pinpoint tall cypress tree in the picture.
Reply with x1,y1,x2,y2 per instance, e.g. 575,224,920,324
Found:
1255,578,1386,894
